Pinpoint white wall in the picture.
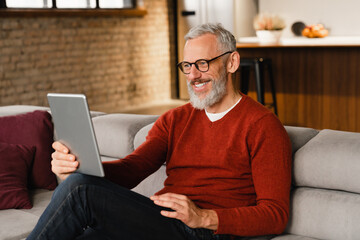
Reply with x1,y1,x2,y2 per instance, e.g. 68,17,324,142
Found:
206,0,234,33
234,0,258,38
259,0,360,37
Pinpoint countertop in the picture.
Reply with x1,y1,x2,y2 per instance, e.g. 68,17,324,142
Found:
237,36,360,48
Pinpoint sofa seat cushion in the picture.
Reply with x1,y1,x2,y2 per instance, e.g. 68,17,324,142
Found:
293,129,360,194
0,189,53,240
0,208,39,240
286,187,360,240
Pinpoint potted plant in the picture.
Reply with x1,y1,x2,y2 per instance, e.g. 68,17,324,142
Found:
253,13,285,43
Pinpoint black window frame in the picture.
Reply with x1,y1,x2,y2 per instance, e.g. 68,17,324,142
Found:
0,0,137,9
0,0,147,17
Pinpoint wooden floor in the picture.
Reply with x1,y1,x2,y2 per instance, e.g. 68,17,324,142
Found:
120,100,187,115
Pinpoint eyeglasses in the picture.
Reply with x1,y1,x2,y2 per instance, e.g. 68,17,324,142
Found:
177,51,233,74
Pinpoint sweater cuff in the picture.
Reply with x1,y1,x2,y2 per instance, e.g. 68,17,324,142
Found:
213,208,237,235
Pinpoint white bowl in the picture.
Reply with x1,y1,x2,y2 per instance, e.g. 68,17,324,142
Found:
256,30,283,43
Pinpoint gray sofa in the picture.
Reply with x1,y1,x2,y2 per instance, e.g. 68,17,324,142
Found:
1,105,360,240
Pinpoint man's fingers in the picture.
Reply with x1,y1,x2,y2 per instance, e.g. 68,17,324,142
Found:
52,151,76,162
51,158,78,168
150,193,210,229
151,193,188,206
158,193,187,200
51,159,78,176
52,141,69,154
51,141,78,180
160,210,181,219
52,165,77,174
153,198,183,211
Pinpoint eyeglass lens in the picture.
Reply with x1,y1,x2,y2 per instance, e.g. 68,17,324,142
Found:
178,51,232,74
181,60,208,74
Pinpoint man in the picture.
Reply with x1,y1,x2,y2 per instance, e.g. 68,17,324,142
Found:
28,23,291,240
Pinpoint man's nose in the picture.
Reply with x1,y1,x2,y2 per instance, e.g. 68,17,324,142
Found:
187,64,201,81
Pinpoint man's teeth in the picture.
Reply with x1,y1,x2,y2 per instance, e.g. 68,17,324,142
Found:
195,82,207,88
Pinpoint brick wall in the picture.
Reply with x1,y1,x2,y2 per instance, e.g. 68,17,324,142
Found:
0,0,176,113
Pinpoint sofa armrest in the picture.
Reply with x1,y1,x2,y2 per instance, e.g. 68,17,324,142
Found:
284,126,319,155
134,123,155,150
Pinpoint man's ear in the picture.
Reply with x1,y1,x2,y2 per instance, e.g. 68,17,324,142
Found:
227,51,240,73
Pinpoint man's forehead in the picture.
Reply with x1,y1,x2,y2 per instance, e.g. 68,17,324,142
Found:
183,34,219,61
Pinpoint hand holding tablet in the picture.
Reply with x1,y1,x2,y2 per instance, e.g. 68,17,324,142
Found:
47,93,105,178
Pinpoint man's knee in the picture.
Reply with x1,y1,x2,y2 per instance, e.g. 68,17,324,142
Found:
52,173,100,199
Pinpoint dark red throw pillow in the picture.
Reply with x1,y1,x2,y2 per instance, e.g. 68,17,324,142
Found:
0,111,57,190
0,142,35,210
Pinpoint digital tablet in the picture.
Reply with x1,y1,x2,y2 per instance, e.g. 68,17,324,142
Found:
47,93,105,177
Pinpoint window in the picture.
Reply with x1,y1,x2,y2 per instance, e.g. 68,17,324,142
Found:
0,0,146,17
2,0,135,9
56,0,96,9
100,0,133,9
6,0,52,8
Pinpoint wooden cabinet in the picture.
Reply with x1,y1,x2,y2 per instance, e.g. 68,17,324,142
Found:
236,42,360,132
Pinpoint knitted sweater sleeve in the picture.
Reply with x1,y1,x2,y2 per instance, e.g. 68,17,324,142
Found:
214,114,292,236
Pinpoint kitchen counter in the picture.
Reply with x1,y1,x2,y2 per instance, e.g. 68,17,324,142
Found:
237,36,360,48
234,39,360,132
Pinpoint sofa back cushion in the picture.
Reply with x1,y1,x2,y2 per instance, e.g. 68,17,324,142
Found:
293,129,360,193
0,105,50,117
93,114,158,159
286,129,360,239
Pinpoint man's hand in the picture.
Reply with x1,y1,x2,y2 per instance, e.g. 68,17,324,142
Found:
51,141,79,181
150,193,218,230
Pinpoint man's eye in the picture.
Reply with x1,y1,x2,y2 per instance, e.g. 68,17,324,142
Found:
197,60,207,66
183,63,191,68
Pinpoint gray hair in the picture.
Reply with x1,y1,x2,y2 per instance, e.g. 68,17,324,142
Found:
184,23,236,52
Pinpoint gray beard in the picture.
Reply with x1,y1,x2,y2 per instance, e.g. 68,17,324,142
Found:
187,70,227,110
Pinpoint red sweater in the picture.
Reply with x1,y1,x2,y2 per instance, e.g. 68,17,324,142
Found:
103,95,292,237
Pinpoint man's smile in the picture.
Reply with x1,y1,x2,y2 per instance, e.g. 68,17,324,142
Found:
194,82,208,88
191,80,211,90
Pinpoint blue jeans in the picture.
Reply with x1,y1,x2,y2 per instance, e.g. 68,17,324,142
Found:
27,173,232,240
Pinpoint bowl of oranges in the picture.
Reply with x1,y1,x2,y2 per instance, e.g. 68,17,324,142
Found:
302,24,329,38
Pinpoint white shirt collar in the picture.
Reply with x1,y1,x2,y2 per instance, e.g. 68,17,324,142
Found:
205,97,242,122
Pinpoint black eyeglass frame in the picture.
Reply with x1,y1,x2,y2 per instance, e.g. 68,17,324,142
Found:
177,51,233,74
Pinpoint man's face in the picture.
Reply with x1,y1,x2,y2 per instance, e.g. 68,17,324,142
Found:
187,67,227,110
183,34,228,110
